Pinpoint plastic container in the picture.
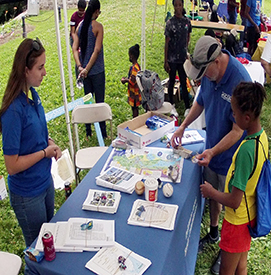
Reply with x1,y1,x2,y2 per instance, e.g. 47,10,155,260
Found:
144,177,158,202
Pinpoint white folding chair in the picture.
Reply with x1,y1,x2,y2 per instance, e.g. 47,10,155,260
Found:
155,101,173,114
0,251,22,275
71,103,113,185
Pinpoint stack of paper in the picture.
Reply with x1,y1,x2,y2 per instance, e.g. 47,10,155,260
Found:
35,217,115,252
82,189,121,214
96,166,142,194
35,222,83,252
181,130,205,145
127,199,179,231
85,242,151,275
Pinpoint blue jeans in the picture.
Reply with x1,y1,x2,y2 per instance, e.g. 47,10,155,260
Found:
10,178,55,247
83,71,107,138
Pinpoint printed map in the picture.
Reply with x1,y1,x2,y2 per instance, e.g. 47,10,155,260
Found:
101,147,184,183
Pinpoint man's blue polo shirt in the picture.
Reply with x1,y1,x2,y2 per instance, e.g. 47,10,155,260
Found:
197,50,251,175
1,88,52,197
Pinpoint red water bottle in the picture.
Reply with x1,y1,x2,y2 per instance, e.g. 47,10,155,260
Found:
64,181,72,199
42,231,56,261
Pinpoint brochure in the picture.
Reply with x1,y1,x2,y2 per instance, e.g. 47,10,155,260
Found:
85,242,152,275
35,217,115,252
64,218,115,248
82,189,121,214
167,129,205,145
51,149,75,189
181,130,205,145
127,199,179,231
96,166,142,194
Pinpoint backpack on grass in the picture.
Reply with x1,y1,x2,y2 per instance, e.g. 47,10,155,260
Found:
244,136,271,238
136,70,164,111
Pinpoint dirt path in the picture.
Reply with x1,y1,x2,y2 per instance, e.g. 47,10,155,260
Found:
0,24,35,45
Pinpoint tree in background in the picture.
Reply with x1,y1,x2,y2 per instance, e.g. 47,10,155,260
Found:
0,1,27,24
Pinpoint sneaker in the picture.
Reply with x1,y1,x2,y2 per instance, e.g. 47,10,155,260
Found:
198,233,219,253
184,108,190,117
211,250,222,275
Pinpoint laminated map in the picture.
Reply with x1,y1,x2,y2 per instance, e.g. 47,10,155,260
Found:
101,147,184,183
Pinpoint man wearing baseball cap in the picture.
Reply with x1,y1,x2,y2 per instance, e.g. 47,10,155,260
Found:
171,35,251,274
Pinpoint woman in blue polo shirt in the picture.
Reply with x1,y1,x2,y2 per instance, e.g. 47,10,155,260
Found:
0,38,62,247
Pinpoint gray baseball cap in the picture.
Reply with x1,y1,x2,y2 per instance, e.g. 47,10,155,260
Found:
184,36,222,81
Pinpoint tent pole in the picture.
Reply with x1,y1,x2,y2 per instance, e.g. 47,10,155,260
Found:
62,0,80,151
150,0,157,46
53,0,74,157
141,0,146,70
62,0,74,100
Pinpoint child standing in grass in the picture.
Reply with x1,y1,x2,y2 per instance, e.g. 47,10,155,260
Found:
121,44,141,118
164,0,191,116
200,82,268,275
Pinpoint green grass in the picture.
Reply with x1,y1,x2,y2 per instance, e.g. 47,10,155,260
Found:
0,0,271,274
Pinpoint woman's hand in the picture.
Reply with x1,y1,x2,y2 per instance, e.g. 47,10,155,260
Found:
54,146,62,160
44,145,62,160
78,67,88,79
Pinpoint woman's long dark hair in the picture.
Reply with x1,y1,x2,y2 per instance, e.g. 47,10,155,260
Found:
0,38,45,132
80,0,100,60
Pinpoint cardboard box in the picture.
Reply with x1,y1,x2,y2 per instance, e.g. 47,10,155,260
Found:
0,175,8,200
117,112,175,148
198,10,210,22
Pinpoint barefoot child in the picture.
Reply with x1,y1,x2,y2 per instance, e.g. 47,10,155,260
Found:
121,44,141,118
200,82,268,275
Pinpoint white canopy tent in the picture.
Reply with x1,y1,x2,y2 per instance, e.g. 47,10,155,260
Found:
50,0,167,155
51,0,192,155
52,0,74,156
52,0,152,157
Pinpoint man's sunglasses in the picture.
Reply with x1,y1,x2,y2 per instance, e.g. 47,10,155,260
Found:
190,55,215,70
26,38,42,67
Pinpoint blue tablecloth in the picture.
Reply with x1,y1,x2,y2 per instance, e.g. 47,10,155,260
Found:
26,130,206,275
